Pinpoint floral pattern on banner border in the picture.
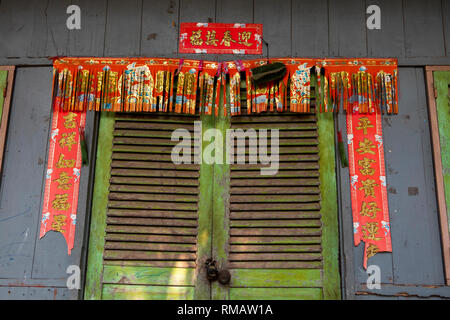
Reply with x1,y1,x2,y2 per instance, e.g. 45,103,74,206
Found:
347,111,392,268
179,23,263,54
40,107,86,255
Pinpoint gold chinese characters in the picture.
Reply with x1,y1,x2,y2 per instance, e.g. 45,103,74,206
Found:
189,30,254,47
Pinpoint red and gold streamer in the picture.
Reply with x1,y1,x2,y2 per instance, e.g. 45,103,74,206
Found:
347,111,392,268
40,104,86,254
52,57,398,116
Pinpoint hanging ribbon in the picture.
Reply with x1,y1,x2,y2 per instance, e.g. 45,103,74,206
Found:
347,111,392,268
40,104,86,254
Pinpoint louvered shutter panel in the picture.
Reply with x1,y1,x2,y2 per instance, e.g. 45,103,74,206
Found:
229,114,322,269
99,113,201,299
226,109,334,299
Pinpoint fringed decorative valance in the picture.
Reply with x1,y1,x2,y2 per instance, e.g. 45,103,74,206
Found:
52,57,398,116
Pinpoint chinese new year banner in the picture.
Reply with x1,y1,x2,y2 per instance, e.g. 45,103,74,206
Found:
347,112,392,268
40,108,86,254
179,23,263,54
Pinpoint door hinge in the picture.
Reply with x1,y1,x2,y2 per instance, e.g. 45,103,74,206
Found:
434,84,438,99
2,82,6,98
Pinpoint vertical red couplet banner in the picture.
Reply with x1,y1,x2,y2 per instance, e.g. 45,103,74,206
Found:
40,108,86,254
347,112,392,268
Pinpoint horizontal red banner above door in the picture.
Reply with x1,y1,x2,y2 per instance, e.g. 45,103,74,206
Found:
179,23,263,54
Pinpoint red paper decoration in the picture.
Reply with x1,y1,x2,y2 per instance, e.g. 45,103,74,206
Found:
347,111,392,268
40,106,86,255
179,23,263,54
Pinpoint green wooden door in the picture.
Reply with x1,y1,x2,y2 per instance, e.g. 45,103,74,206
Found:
85,82,340,300
209,89,340,300
85,112,214,299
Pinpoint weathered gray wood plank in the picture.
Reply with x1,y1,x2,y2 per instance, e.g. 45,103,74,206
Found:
386,68,444,285
0,0,44,57
178,0,216,60
0,0,71,58
67,0,108,56
216,0,253,62
0,286,77,300
104,0,142,56
356,283,450,299
403,0,445,57
0,67,53,278
366,0,405,58
140,0,179,57
254,0,291,57
28,0,72,57
329,0,366,57
443,0,450,56
292,0,328,57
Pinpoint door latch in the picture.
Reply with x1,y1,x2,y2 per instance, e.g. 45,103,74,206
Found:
205,258,231,285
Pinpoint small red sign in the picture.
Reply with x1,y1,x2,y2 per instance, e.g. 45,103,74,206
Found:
179,23,263,54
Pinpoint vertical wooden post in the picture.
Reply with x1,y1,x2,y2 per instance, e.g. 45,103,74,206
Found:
0,66,15,175
211,79,231,300
84,112,114,299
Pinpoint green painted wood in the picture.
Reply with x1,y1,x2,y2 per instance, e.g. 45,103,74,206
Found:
210,79,340,300
230,236,322,245
84,112,115,300
102,266,195,286
317,110,341,299
86,112,216,300
229,287,322,300
85,82,340,300
230,244,321,253
230,269,322,287
102,284,194,300
193,112,215,300
0,70,7,124
230,219,321,227
434,71,450,233
114,114,198,122
211,80,231,300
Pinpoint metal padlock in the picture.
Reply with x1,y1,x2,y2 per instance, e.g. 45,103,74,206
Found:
205,258,219,281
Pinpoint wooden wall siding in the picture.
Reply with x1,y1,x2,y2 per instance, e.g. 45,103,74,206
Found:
0,67,97,298
329,0,367,57
337,68,450,299
1,0,450,65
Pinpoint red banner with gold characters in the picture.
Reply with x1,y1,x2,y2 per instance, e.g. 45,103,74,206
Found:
40,108,86,255
179,23,263,54
347,112,392,268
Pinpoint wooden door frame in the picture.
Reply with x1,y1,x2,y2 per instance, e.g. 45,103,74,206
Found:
425,66,450,285
84,112,114,299
0,66,15,176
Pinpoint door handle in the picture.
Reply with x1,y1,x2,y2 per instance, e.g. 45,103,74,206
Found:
205,258,231,285
217,269,231,285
